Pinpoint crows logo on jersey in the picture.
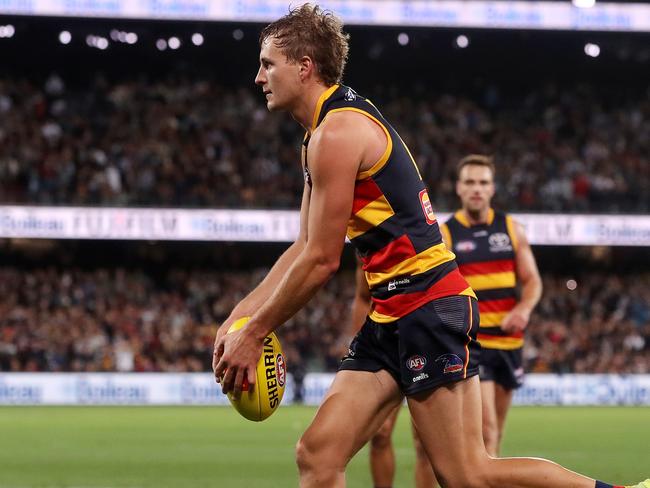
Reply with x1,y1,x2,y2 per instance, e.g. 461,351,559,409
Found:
436,354,464,374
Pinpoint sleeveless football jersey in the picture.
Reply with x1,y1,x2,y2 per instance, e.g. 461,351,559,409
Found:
303,85,475,323
441,209,521,349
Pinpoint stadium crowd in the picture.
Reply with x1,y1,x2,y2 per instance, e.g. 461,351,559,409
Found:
1,74,648,212
0,267,648,374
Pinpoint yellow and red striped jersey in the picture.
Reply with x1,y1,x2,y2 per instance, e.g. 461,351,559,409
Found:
303,85,475,323
441,209,521,350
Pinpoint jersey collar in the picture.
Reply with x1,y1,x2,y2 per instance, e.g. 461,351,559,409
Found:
455,208,495,228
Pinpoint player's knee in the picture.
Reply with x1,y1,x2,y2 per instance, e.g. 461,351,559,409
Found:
370,429,392,451
295,436,316,473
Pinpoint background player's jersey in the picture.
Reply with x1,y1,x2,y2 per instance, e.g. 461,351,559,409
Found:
441,209,521,349
303,84,474,323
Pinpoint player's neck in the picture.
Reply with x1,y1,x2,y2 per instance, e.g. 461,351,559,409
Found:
461,207,491,226
290,83,334,133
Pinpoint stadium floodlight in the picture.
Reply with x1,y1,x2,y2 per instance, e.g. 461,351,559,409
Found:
232,29,244,41
168,36,181,49
125,32,138,44
455,34,469,48
156,38,167,51
584,43,600,57
192,33,204,46
397,32,409,46
59,31,72,44
566,279,578,290
572,0,596,8
110,29,120,41
0,25,15,38
96,37,109,50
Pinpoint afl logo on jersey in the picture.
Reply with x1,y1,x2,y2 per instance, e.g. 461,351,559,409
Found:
455,240,477,253
418,189,436,225
489,232,512,252
406,355,427,371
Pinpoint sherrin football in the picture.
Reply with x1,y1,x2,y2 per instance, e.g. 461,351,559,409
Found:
225,317,286,421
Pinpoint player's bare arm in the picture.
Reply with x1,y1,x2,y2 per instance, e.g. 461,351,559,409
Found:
215,112,382,395
212,183,310,380
501,220,542,333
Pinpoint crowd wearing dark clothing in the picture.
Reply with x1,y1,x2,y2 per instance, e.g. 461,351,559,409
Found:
1,75,648,212
1,267,648,374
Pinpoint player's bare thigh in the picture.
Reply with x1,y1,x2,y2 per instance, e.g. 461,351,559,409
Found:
298,369,403,466
407,376,487,485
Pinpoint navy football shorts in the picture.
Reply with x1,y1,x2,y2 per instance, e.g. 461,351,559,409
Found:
339,295,481,396
478,347,525,390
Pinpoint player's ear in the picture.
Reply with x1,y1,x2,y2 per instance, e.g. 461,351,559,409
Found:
298,56,314,81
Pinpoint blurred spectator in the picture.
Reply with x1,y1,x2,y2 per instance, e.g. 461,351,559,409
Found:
0,266,648,374
0,75,648,212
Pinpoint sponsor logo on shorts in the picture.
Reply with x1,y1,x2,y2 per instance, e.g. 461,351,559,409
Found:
412,373,429,383
276,354,286,387
514,367,525,380
387,277,410,291
488,232,512,252
418,189,436,225
455,240,476,253
406,355,427,371
435,354,464,374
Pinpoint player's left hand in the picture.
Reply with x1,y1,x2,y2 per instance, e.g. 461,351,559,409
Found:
213,325,263,396
500,305,531,333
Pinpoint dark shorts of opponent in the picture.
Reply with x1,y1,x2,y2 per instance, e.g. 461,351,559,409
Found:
478,347,525,390
339,295,481,396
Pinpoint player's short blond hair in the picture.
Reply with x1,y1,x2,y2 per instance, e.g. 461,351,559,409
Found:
456,154,496,179
260,3,350,86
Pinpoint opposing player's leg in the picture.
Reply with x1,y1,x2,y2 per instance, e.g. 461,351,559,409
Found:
296,369,403,488
369,405,400,488
411,419,438,488
494,382,515,454
408,375,600,488
479,380,499,456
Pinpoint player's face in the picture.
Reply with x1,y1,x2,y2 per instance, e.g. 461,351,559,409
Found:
255,37,302,111
456,165,495,212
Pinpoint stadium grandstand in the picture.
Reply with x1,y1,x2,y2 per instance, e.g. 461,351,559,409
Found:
0,1,649,487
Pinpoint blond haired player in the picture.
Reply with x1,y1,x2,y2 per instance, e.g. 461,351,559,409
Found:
213,4,649,488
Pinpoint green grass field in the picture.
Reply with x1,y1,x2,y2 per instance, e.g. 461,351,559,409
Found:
0,406,648,487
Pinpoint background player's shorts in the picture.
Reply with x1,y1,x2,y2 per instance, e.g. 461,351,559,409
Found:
339,295,480,396
478,347,525,390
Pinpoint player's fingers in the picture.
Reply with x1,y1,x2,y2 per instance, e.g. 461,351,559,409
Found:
221,366,235,394
232,367,246,398
212,344,224,379
246,365,256,387
214,354,228,384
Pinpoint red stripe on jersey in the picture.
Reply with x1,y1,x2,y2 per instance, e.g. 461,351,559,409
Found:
362,235,417,273
478,298,517,314
372,268,470,318
351,177,384,215
458,259,514,277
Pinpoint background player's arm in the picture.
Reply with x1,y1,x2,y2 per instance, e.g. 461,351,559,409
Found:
501,221,542,333
349,262,371,335
215,114,365,393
